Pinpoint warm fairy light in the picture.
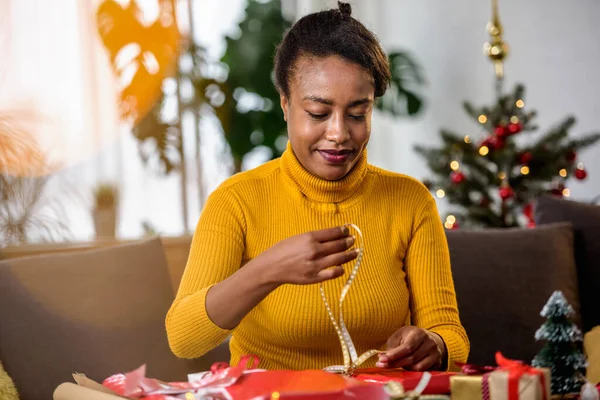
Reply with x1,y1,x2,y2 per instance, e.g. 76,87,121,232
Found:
464,135,472,143
520,166,530,175
436,189,446,198
446,215,456,224
510,116,519,124
271,392,281,400
478,115,488,124
444,221,454,229
559,169,568,177
563,188,571,197
450,161,460,171
498,172,507,180
479,146,490,156
516,99,525,108
577,162,585,170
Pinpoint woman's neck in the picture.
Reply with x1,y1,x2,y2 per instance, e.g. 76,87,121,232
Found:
279,142,368,203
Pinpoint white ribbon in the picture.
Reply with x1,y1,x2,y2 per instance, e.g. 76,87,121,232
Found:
321,224,380,375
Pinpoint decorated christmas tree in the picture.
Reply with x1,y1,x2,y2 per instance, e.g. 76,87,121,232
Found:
532,291,587,395
415,0,600,229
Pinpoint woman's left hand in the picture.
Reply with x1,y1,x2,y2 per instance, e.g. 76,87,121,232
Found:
376,326,447,371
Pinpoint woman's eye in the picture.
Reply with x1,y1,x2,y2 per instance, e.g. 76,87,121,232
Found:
307,112,328,120
349,115,366,121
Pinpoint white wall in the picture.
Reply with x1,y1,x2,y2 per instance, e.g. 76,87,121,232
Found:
292,0,600,204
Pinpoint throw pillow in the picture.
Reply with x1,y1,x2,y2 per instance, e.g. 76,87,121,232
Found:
585,326,600,384
0,361,18,400
447,222,580,366
535,195,600,332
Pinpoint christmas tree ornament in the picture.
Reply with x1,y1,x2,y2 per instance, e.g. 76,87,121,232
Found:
508,122,522,134
451,171,466,184
483,0,509,78
495,125,509,138
550,182,566,197
532,291,587,395
519,151,533,165
499,186,514,201
566,150,577,163
580,382,600,400
575,165,588,180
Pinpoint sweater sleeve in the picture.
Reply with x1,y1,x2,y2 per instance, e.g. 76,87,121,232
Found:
404,197,470,371
166,187,246,359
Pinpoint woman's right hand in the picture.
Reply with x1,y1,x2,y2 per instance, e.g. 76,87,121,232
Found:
254,225,359,286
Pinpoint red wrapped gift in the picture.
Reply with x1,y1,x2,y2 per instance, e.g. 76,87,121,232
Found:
352,368,455,394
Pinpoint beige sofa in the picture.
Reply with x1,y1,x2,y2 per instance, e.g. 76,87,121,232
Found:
0,238,229,400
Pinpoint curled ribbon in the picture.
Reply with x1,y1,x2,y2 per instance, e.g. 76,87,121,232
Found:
495,352,548,400
321,224,380,375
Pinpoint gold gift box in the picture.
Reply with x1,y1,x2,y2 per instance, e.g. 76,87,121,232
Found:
450,368,551,400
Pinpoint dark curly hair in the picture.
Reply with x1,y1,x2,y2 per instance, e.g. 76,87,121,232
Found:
274,1,391,98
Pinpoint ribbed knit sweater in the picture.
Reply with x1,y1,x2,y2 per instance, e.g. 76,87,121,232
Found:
166,143,469,371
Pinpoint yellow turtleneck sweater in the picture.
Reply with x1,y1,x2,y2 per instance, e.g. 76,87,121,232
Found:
166,144,469,371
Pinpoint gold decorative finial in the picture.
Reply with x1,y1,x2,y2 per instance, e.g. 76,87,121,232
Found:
483,0,509,78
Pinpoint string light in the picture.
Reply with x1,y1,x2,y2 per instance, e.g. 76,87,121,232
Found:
498,172,506,180
520,166,530,175
271,392,281,400
516,99,524,108
478,115,488,124
436,189,446,198
562,188,571,197
510,116,519,124
559,169,567,178
450,161,460,171
577,162,585,170
444,221,454,229
479,146,490,156
446,215,456,224
464,135,472,143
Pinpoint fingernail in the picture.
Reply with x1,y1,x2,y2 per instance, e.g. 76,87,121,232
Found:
346,236,355,246
354,248,360,255
341,225,349,235
378,355,388,362
375,362,386,368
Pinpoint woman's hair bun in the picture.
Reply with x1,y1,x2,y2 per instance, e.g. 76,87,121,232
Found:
337,1,352,17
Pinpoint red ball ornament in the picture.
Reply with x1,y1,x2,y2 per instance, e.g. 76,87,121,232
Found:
451,221,460,230
494,126,509,138
499,186,514,201
523,203,534,219
485,135,505,150
566,150,577,163
508,122,522,135
550,184,566,196
527,221,536,229
451,171,466,184
519,152,533,165
575,167,588,180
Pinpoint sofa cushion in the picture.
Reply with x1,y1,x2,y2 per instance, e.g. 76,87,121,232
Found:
447,222,580,366
535,195,600,332
0,238,190,400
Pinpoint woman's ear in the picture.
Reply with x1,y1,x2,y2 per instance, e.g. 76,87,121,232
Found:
280,94,289,122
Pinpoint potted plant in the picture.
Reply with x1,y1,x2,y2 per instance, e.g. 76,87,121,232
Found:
93,183,118,239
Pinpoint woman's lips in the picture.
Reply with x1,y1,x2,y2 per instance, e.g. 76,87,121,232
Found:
317,149,353,164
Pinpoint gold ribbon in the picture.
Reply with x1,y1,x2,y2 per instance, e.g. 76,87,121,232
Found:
321,224,381,375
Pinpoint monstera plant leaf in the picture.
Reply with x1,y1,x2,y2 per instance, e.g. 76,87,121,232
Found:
96,0,180,125
375,51,426,117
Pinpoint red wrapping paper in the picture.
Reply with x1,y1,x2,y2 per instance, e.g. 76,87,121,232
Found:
352,368,456,394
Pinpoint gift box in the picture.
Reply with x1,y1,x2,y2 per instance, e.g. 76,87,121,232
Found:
450,352,550,400
352,368,455,395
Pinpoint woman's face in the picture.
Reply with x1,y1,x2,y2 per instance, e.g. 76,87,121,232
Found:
280,55,374,181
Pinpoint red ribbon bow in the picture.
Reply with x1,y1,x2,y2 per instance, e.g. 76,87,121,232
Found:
495,352,547,400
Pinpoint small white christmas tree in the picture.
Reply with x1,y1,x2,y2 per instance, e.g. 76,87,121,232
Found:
532,291,587,394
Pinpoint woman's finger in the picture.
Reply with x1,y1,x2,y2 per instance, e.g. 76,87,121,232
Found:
318,235,355,257
410,353,441,372
388,339,435,369
384,329,427,361
316,248,359,270
313,266,345,282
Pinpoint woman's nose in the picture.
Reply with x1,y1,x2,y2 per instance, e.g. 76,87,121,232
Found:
324,112,350,144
